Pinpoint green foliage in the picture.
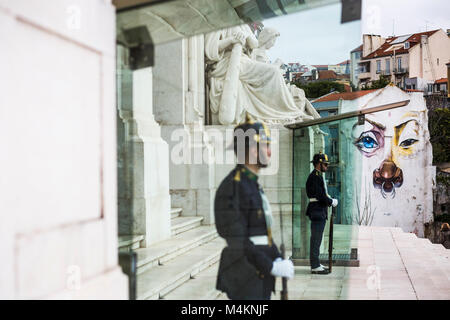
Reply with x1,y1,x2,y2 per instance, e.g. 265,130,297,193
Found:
350,83,359,92
436,175,450,187
428,108,450,164
435,214,450,223
293,81,346,99
361,75,390,90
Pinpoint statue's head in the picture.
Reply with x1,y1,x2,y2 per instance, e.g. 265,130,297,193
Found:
258,27,280,49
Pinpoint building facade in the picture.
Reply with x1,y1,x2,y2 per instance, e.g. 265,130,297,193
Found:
358,30,450,90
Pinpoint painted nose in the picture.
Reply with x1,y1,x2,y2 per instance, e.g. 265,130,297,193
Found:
373,160,403,194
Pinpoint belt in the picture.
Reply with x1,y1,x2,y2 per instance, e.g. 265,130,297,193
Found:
249,235,269,245
309,198,318,202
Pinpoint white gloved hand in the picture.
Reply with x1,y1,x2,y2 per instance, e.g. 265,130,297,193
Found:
332,198,338,207
270,259,294,279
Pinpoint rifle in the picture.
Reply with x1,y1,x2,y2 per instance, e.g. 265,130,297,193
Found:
328,206,335,273
279,204,288,300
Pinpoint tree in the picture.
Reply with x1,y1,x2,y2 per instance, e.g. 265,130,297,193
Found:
292,81,346,99
428,107,450,164
361,75,390,90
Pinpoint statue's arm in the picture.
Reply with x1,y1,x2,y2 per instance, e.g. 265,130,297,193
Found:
246,33,258,49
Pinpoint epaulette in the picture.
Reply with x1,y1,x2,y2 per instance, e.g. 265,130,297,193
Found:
234,170,241,182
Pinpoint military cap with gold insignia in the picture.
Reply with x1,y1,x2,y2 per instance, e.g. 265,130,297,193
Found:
311,151,330,165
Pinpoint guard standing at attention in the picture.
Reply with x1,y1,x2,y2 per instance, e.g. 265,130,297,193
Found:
214,118,294,300
306,152,338,274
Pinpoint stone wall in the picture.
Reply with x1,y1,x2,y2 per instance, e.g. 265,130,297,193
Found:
0,0,128,299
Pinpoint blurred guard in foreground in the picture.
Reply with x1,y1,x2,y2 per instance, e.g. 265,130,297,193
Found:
306,152,338,274
215,118,294,300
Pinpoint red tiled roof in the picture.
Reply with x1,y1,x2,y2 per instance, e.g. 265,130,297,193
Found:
351,45,363,53
435,78,448,84
312,89,378,103
318,70,337,80
361,30,440,60
338,60,350,65
313,65,328,68
405,89,424,92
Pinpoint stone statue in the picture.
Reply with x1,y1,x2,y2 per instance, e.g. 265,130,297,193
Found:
251,27,283,67
205,24,318,125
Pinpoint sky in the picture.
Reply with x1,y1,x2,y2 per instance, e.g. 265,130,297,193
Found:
262,0,450,66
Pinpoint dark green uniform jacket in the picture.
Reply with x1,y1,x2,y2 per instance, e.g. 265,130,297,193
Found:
214,165,281,299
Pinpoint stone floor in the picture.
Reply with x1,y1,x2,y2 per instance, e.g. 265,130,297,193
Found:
274,226,450,300
218,226,450,300
144,221,450,300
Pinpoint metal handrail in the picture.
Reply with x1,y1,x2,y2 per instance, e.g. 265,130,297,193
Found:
285,100,410,129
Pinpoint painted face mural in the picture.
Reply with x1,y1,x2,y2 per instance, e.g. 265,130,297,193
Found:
347,88,433,236
352,110,422,198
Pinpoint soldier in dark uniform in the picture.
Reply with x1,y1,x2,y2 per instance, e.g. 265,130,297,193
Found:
214,118,294,300
306,152,338,274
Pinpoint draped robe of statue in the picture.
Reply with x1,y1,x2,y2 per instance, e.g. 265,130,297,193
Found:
205,25,316,125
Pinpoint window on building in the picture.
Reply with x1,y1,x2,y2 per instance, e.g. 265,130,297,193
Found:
427,84,433,93
437,58,439,66
397,57,402,71
385,59,390,73
376,60,381,73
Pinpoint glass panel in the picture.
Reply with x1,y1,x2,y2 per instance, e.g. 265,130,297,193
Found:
116,0,340,46
291,117,362,262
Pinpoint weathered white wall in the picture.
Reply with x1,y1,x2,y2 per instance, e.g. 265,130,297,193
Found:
409,29,450,83
0,0,127,299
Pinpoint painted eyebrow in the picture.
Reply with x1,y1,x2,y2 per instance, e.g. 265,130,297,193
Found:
351,118,385,131
395,119,419,130
365,118,386,130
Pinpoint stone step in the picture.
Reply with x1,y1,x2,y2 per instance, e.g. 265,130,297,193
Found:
171,207,182,219
414,238,450,283
171,216,204,236
162,262,222,300
118,235,144,251
135,225,218,275
402,237,450,299
137,237,226,300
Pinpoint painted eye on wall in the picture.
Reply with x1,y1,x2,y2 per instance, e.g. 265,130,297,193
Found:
354,131,380,154
399,138,418,148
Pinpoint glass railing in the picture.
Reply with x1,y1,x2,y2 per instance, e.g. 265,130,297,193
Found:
289,96,414,267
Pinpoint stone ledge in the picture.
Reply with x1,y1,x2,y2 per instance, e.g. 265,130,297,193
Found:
118,235,145,251
171,207,182,219
135,225,218,275
137,237,225,300
171,216,204,236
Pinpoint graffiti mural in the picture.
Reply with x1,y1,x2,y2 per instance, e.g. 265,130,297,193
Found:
346,85,435,236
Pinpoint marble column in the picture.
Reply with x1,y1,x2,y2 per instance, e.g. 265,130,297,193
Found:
154,36,216,225
117,46,171,247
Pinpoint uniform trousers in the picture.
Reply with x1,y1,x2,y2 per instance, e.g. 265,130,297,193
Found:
310,219,326,269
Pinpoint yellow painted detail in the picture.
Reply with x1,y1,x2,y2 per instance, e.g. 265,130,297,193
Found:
267,228,273,247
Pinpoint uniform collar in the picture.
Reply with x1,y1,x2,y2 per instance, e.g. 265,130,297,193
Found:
313,168,322,176
237,165,259,182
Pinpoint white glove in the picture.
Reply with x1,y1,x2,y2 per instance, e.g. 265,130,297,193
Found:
331,198,338,207
270,259,294,279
